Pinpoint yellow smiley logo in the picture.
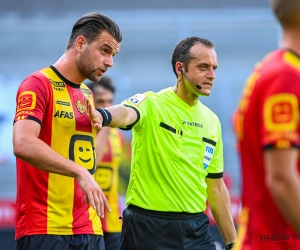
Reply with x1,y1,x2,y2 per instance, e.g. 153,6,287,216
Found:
95,167,113,192
69,135,95,174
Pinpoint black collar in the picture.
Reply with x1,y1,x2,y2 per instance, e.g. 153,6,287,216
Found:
50,65,81,89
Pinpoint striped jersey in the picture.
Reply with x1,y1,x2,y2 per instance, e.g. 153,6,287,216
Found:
95,128,123,233
14,66,102,240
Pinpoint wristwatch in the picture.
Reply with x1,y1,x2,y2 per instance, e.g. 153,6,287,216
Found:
226,243,234,250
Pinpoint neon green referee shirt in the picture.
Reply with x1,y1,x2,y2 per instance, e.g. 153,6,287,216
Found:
121,87,224,213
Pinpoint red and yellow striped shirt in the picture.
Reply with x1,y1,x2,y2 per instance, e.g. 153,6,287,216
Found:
95,128,123,233
14,66,102,240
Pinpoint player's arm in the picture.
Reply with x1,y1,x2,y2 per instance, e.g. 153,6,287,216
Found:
206,178,237,247
264,148,300,233
84,96,138,130
13,119,110,217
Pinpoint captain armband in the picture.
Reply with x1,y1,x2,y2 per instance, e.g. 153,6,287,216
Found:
95,108,112,127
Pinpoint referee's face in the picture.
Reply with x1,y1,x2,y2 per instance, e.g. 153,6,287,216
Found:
93,86,114,109
185,43,218,97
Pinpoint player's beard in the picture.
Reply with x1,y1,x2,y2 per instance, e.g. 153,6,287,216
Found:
77,47,101,82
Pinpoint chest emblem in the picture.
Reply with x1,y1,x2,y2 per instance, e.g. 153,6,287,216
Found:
76,99,85,114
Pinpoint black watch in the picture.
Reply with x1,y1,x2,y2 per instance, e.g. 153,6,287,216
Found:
226,243,234,250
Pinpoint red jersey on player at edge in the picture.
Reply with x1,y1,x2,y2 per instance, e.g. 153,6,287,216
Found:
235,49,300,250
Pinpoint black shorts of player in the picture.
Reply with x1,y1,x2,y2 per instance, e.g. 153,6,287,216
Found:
15,234,105,250
104,232,121,250
120,205,216,250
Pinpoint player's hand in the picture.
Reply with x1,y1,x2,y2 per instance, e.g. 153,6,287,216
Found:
84,96,103,131
77,168,111,217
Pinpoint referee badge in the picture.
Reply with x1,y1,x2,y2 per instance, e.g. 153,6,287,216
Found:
202,137,216,170
127,94,147,106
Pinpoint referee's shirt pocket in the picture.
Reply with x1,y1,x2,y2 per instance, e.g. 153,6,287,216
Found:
155,122,183,161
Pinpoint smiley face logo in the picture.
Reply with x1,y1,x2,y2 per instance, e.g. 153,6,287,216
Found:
69,135,95,175
95,166,113,192
78,145,92,163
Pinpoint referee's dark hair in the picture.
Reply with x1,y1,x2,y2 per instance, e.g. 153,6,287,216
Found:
86,77,116,95
65,12,122,51
171,37,214,77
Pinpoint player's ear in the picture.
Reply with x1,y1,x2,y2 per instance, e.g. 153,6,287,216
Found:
75,36,87,52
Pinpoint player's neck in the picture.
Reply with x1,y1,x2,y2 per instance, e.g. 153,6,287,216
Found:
281,30,300,57
52,52,85,85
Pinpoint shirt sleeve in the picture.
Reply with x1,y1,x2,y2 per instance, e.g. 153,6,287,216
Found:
120,93,151,131
260,69,300,149
206,117,224,178
14,75,49,125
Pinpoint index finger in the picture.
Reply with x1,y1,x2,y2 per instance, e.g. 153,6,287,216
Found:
86,190,96,211
84,96,93,116
102,192,111,213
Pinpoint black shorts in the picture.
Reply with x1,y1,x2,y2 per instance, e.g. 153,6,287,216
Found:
103,232,121,250
15,234,105,250
120,205,216,250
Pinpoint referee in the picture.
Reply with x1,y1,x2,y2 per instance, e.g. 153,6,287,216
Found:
85,36,237,250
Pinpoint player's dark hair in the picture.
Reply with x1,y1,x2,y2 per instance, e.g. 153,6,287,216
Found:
86,76,115,94
65,12,122,51
270,0,300,29
171,37,214,77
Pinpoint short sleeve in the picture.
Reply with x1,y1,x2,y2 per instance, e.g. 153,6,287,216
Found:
120,93,151,131
14,75,49,125
206,119,224,179
261,70,300,149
